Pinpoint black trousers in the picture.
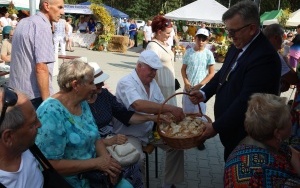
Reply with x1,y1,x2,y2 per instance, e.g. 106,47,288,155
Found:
134,33,138,47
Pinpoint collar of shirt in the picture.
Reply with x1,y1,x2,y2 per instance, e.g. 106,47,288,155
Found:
36,12,52,28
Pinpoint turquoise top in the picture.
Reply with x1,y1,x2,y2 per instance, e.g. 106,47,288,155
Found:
35,97,100,188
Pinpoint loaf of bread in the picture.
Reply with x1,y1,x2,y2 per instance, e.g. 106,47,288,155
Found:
159,116,206,138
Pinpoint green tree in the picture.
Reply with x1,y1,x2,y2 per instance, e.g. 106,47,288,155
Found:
64,0,79,4
161,0,183,15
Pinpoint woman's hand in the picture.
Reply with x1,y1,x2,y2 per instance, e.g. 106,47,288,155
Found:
109,174,120,185
192,84,203,91
95,154,122,178
184,83,192,92
113,134,127,145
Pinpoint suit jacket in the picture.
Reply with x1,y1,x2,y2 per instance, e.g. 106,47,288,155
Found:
203,32,281,158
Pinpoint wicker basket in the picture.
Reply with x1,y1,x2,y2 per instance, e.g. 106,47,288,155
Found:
157,92,212,149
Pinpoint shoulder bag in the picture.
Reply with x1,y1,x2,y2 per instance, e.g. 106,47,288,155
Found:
29,144,73,188
149,41,181,90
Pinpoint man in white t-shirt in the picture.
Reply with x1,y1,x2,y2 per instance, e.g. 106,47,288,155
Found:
0,12,11,27
0,88,43,188
142,20,152,50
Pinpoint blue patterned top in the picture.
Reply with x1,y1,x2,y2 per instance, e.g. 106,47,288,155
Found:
35,97,100,188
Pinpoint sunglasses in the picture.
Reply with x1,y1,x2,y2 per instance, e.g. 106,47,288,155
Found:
225,23,252,37
0,86,18,126
164,20,172,27
287,35,293,38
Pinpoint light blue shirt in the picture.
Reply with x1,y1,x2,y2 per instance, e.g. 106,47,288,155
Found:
182,48,215,86
9,12,55,99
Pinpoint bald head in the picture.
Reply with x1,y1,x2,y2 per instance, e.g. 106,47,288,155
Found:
263,24,284,51
39,0,64,22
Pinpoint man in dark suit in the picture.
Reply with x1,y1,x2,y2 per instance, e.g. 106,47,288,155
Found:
190,0,281,161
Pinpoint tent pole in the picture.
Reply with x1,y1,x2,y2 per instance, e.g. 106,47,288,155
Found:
228,0,231,8
278,0,281,10
30,0,36,16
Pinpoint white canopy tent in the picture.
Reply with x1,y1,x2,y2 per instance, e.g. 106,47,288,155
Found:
286,9,300,27
0,0,39,10
164,0,228,24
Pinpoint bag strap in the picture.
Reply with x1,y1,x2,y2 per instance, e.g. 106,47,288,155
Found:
149,40,169,54
29,144,54,170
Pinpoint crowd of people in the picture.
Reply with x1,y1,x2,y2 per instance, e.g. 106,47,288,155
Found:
0,0,299,188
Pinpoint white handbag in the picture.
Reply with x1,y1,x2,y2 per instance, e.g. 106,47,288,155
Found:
106,137,140,167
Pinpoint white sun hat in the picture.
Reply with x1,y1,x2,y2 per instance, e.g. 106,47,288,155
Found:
88,62,109,84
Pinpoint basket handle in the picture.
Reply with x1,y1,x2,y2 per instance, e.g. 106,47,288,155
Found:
157,92,202,123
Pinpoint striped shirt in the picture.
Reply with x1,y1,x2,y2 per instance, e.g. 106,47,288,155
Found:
9,12,55,100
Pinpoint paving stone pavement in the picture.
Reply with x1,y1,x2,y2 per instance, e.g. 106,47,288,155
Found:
53,45,294,188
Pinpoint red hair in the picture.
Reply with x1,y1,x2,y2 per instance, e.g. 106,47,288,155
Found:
151,15,172,33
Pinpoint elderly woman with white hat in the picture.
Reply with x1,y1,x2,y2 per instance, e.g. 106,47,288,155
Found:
88,62,168,188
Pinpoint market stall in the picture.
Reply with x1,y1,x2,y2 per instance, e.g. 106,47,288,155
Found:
260,9,282,25
165,0,227,23
64,2,128,18
72,32,97,48
0,0,39,10
164,0,228,62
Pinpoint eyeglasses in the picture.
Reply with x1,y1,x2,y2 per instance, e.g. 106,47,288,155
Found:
196,35,208,42
225,23,252,37
0,86,18,126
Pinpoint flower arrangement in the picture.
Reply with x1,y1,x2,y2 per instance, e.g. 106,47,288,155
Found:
214,44,228,57
7,2,18,15
100,32,113,43
90,4,115,50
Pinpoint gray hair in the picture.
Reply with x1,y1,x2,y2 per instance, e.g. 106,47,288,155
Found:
57,58,94,92
222,0,260,27
263,24,284,39
244,93,289,141
0,88,25,136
